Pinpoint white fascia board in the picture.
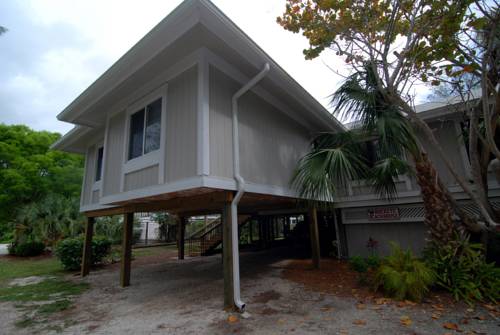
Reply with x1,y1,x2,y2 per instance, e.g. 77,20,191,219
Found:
80,203,116,213
50,126,92,154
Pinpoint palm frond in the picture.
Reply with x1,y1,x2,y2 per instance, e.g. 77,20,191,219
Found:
292,132,368,201
368,156,414,200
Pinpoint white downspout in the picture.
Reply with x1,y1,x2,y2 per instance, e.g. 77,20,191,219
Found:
231,63,270,311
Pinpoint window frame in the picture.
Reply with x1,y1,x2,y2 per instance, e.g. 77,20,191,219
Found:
122,84,167,179
91,141,104,192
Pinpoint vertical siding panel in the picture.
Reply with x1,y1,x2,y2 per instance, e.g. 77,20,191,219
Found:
124,165,159,191
239,91,310,188
82,146,96,206
209,66,238,178
418,120,466,185
103,113,125,196
209,66,310,187
166,66,198,182
345,222,427,257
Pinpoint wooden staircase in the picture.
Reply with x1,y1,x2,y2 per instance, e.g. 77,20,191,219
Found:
187,215,251,257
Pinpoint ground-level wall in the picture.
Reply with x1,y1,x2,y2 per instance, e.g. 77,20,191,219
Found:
340,203,427,257
340,198,500,257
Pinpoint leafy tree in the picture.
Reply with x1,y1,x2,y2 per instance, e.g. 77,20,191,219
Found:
0,26,7,36
0,124,84,240
278,0,499,231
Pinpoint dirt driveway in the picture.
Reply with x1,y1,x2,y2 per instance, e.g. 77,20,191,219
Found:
1,247,498,334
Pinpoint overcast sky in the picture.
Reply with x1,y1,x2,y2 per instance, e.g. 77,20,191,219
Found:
0,0,430,134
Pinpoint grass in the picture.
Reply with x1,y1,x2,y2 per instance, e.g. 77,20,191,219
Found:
0,256,64,285
0,279,89,302
0,254,89,331
38,299,72,314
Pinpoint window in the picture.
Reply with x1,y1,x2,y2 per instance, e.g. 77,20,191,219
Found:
95,146,104,182
128,98,162,160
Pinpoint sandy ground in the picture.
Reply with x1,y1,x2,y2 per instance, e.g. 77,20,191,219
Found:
1,247,498,335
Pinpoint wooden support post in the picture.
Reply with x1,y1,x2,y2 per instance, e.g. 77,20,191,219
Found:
178,217,186,260
309,207,321,269
222,192,234,310
121,212,134,287
81,217,95,277
249,221,253,243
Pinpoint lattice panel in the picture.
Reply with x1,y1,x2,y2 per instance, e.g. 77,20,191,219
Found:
398,206,425,219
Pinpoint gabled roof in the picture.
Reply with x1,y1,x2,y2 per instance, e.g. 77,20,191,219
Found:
53,0,344,153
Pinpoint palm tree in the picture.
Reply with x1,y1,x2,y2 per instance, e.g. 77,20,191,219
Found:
292,65,457,245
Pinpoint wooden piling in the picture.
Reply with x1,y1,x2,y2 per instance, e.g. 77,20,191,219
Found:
177,216,186,260
120,212,134,287
81,217,95,277
309,207,321,269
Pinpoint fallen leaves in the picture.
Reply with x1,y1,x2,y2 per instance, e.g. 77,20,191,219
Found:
432,313,442,320
227,315,239,323
374,297,391,305
356,303,366,310
442,322,459,331
353,319,366,326
400,315,412,326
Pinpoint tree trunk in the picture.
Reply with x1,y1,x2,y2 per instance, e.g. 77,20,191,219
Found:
414,152,457,244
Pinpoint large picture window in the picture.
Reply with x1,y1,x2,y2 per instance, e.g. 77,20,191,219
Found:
128,98,162,160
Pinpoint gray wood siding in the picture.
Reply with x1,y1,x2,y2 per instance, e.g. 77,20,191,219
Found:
345,222,428,257
165,65,198,182
124,165,159,191
209,66,239,178
103,113,125,196
82,146,96,206
239,92,311,187
91,190,100,204
209,66,310,188
418,120,466,185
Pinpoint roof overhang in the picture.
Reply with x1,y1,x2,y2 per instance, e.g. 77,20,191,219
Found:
51,126,101,154
56,0,343,142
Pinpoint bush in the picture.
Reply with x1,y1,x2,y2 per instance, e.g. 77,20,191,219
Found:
374,243,435,302
349,256,369,273
424,235,500,304
8,239,45,257
55,235,111,271
349,255,380,285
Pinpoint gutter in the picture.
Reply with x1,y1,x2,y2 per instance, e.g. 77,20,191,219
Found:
231,62,270,311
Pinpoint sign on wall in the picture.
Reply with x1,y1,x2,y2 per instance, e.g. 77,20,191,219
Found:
368,207,400,220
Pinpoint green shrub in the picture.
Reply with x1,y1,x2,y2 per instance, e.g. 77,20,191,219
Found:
349,255,381,285
8,240,45,257
366,255,381,268
424,235,500,304
374,243,435,302
55,235,111,271
349,256,369,273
